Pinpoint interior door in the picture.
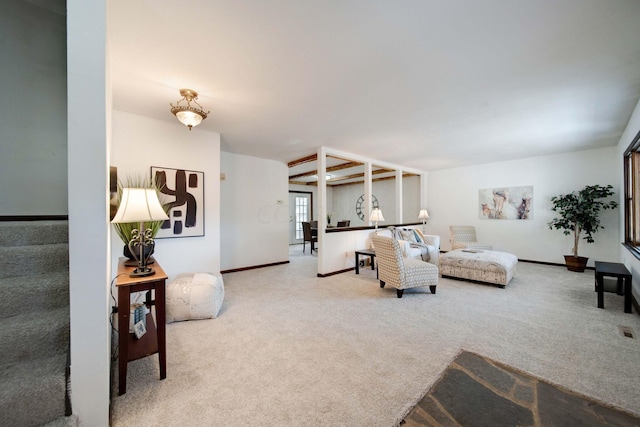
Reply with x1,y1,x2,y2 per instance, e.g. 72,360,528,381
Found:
289,192,312,245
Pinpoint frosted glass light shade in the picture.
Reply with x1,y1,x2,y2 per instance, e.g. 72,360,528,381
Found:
111,188,169,223
418,209,430,220
176,110,204,129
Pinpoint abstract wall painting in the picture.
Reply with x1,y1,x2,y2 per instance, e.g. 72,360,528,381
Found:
479,186,533,220
109,166,118,221
151,166,205,238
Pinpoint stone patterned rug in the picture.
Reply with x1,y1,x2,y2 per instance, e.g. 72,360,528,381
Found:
401,351,640,427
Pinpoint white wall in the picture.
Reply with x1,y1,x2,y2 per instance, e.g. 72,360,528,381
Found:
327,175,421,226
617,98,640,302
110,111,221,280
402,175,421,223
0,0,67,215
427,146,620,266
331,183,368,226
220,152,289,270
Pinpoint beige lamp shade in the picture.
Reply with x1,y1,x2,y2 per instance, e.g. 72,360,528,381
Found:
418,209,430,220
369,208,385,222
111,188,169,223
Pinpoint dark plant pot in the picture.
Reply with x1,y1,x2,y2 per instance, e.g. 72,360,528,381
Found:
123,243,154,261
564,255,588,272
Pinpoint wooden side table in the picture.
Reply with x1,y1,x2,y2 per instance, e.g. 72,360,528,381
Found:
594,261,632,313
116,258,168,395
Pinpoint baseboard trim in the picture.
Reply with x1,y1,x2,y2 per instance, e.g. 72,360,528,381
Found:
517,258,595,270
221,260,289,274
317,267,355,277
0,215,68,221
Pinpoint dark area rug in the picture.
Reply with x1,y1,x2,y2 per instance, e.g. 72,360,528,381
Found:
401,350,640,427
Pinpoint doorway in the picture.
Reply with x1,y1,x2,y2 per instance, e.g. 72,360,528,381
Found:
289,191,313,245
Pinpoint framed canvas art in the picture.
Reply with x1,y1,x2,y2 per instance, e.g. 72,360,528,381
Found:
479,186,533,220
151,166,205,238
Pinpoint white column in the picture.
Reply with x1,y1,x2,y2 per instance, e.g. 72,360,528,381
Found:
67,0,110,425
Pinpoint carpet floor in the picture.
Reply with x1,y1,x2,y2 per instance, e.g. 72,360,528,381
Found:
402,350,640,426
110,246,640,426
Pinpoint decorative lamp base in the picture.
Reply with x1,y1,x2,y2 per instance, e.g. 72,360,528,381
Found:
124,257,155,267
130,267,155,278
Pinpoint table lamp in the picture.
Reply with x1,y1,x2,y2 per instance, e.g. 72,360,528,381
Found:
112,188,169,277
370,208,385,230
418,209,430,231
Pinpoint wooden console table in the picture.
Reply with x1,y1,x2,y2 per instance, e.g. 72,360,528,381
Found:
116,258,168,395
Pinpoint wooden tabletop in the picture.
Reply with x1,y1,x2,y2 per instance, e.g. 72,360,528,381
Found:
116,258,168,286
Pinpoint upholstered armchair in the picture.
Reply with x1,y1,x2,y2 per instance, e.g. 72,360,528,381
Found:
449,225,492,250
371,235,438,298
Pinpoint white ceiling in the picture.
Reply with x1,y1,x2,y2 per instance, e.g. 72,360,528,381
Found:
108,0,640,171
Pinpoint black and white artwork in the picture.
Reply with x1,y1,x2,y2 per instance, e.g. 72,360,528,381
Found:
151,166,205,238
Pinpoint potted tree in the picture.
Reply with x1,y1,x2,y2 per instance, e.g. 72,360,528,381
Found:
548,184,618,272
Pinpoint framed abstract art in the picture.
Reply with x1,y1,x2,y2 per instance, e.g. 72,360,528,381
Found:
151,166,205,238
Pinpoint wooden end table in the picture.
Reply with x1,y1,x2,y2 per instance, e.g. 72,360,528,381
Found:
116,258,168,395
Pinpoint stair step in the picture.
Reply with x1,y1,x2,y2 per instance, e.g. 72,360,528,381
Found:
43,415,78,427
0,243,69,279
0,307,69,365
0,221,68,247
0,271,69,319
0,355,67,427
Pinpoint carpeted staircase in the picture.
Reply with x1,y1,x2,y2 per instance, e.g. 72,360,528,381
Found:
0,221,75,426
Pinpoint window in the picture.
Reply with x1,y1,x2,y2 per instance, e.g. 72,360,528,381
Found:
623,129,640,257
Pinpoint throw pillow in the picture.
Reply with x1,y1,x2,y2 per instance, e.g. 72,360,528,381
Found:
414,228,426,243
399,228,417,243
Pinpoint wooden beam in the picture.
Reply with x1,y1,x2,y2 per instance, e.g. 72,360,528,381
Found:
287,154,317,168
288,180,317,186
329,172,417,187
328,161,362,173
288,161,363,180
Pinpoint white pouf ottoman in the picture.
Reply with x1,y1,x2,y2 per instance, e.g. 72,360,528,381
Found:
439,249,517,288
166,272,225,322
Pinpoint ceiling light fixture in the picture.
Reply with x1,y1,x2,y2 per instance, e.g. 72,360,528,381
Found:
170,88,209,130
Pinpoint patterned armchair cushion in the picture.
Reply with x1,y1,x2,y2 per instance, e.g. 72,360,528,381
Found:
371,235,438,293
